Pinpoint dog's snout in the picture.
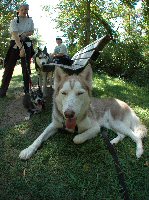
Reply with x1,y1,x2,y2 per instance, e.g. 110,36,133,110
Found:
64,110,75,119
37,99,42,103
42,62,45,65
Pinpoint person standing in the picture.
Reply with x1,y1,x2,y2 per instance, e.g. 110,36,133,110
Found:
0,3,34,98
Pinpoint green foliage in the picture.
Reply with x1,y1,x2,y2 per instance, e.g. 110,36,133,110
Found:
54,0,148,87
120,0,140,8
56,0,114,55
53,0,149,86
95,34,149,87
142,1,149,31
0,0,25,57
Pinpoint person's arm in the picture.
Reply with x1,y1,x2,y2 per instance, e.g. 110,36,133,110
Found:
12,32,23,49
51,47,63,57
53,52,64,57
11,32,25,57
10,19,25,57
20,31,34,38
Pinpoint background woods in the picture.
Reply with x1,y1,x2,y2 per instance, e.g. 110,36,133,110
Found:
0,0,20,58
53,0,149,86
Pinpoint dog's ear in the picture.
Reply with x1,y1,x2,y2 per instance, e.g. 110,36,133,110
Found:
37,47,41,52
79,64,93,88
54,67,68,89
43,46,47,53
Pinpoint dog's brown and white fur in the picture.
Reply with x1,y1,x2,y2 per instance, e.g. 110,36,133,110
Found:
19,65,147,160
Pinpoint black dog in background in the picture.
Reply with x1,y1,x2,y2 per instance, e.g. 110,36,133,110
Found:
23,88,45,120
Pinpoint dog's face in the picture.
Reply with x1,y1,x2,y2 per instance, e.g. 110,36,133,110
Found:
54,65,92,129
30,88,45,111
35,46,50,68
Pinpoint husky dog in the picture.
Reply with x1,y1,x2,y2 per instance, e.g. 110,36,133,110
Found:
35,46,53,97
23,88,45,120
19,65,147,160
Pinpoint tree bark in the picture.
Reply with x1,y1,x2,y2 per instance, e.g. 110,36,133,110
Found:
84,0,92,45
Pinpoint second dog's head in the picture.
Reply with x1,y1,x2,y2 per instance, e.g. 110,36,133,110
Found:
30,88,45,110
35,46,51,68
23,88,45,113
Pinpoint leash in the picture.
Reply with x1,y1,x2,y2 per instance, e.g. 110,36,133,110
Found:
20,37,34,91
100,127,130,200
21,57,33,91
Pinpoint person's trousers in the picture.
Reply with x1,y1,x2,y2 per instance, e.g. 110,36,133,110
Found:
0,41,32,94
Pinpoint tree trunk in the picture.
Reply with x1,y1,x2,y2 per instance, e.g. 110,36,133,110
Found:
84,0,91,46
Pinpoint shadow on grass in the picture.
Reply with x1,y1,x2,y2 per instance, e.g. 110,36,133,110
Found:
12,73,39,85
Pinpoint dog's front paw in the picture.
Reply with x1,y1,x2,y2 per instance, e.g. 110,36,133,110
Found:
19,146,35,160
73,134,85,144
25,116,30,121
110,138,119,145
136,148,143,159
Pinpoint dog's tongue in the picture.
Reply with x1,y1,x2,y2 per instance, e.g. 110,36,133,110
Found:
65,118,76,129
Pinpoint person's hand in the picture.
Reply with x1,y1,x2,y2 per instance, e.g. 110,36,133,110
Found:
19,46,25,57
20,33,27,41
51,53,55,58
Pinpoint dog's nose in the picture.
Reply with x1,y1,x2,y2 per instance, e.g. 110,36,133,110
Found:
64,110,75,119
42,62,45,65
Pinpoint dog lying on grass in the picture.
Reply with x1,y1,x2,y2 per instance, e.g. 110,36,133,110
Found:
23,88,45,120
19,65,147,160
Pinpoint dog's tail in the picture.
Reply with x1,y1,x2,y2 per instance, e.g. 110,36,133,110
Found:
134,124,147,138
131,110,147,138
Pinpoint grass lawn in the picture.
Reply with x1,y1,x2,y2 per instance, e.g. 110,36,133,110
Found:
0,64,149,200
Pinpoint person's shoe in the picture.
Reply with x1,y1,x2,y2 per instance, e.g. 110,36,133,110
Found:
0,89,6,98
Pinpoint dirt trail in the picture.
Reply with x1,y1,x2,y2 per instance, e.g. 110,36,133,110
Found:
0,65,30,128
0,94,28,128
0,64,53,129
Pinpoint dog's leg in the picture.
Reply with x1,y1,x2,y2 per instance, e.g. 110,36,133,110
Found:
49,72,53,87
43,72,47,97
38,72,43,90
110,120,144,158
73,126,100,144
110,133,125,144
24,112,32,120
19,122,57,160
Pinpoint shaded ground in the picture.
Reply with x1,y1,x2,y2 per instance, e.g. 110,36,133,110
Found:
0,87,54,129
0,63,54,129
0,93,28,128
